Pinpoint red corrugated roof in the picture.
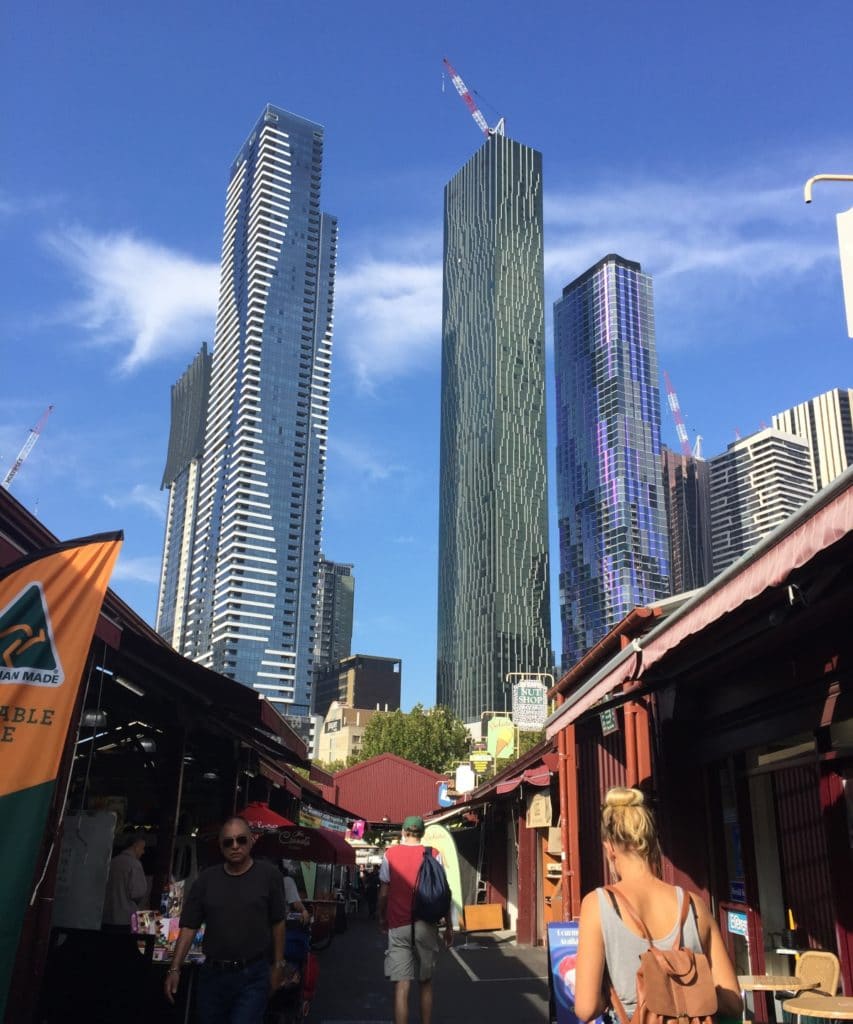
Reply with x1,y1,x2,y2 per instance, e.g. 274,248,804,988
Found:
321,753,446,824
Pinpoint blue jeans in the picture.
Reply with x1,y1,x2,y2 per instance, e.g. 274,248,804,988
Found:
195,958,269,1024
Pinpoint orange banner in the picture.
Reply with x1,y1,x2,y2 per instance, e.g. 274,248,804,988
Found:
0,532,122,798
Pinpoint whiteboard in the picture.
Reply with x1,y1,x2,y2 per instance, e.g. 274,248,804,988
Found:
51,811,116,930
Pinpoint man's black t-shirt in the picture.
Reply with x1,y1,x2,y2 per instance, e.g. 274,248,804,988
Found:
180,860,286,961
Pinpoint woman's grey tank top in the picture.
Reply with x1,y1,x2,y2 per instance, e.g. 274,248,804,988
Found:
596,886,703,1019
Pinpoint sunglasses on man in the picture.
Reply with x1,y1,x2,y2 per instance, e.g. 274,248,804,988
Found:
221,834,250,848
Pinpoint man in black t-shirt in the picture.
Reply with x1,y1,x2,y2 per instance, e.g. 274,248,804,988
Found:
164,816,286,1023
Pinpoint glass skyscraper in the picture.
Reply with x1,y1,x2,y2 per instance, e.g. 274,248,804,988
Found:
158,104,337,721
437,134,552,724
554,254,669,669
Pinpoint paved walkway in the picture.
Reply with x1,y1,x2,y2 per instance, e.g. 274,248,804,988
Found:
308,911,551,1023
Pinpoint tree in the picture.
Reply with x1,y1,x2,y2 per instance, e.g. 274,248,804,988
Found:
354,704,470,773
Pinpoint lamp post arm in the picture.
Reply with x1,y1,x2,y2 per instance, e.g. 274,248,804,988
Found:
803,174,853,203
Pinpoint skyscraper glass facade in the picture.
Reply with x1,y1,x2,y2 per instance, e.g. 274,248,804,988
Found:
554,255,669,669
160,104,337,720
437,134,552,724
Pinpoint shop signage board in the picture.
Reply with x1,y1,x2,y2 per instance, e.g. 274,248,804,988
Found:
727,910,748,937
455,763,476,794
729,880,746,903
0,532,123,1020
486,715,515,759
437,782,454,808
470,751,493,773
512,678,548,732
548,921,605,1024
599,708,619,736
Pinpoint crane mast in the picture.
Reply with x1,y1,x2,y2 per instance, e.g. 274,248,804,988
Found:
2,405,54,490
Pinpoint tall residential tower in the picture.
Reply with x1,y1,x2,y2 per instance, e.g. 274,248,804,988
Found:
772,387,853,491
436,134,552,724
158,105,337,723
554,255,670,668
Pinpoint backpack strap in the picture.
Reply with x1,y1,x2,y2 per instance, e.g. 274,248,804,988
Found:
604,885,655,946
673,888,691,950
606,975,632,1024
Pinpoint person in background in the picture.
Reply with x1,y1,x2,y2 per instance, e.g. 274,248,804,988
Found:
378,815,453,1024
363,865,380,920
102,831,148,933
164,816,287,1023
281,860,311,924
573,787,741,1023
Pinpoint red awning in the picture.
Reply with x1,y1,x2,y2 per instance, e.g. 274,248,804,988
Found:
495,764,553,795
546,475,853,738
238,801,294,829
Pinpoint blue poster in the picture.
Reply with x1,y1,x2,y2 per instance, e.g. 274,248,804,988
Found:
548,921,604,1024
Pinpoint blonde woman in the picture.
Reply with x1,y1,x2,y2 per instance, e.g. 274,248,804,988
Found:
574,787,741,1023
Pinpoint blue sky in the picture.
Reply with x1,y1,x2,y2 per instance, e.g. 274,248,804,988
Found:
2,1,852,710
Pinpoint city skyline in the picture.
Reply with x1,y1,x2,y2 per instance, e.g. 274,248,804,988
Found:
3,2,853,708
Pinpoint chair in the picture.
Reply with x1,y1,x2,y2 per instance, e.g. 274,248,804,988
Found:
795,951,840,995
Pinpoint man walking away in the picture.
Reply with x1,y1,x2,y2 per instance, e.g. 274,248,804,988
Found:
164,816,287,1023
378,816,453,1024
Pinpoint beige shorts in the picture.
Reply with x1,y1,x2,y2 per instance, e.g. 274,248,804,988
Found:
384,922,440,981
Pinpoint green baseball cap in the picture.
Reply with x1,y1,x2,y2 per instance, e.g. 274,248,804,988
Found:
402,815,425,834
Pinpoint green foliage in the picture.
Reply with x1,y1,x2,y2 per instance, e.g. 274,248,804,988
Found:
354,704,470,773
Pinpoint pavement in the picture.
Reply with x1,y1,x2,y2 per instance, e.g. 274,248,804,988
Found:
307,910,551,1024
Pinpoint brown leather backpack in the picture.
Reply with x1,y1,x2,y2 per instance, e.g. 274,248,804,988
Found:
606,885,718,1024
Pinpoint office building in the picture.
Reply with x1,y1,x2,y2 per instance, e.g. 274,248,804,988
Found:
709,428,815,575
436,134,552,724
318,701,380,765
662,448,713,595
314,557,354,679
156,344,212,648
772,387,853,491
158,104,338,723
554,255,670,669
314,654,400,722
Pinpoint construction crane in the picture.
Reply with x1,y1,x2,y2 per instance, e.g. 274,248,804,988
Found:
2,405,54,490
442,57,505,138
663,371,692,458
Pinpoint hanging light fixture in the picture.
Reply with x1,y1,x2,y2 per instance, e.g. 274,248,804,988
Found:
81,709,108,729
139,737,156,753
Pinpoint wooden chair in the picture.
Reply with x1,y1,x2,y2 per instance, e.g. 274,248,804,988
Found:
796,951,841,996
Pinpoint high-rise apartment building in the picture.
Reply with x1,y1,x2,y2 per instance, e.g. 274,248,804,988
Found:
314,557,354,677
709,428,815,575
554,255,670,669
662,448,713,595
772,387,853,491
157,344,212,649
436,134,552,724
158,104,337,722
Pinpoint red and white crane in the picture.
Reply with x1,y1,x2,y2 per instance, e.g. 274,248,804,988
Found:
662,372,702,459
442,57,505,138
2,405,54,490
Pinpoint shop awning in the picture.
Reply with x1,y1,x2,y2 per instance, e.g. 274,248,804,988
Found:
495,763,554,794
546,467,853,739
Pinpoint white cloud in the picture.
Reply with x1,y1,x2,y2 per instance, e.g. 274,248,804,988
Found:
111,555,161,584
104,483,167,521
543,176,835,293
335,258,442,391
45,227,219,372
328,437,403,482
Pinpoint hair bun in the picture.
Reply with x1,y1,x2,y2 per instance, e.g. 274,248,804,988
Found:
604,787,644,808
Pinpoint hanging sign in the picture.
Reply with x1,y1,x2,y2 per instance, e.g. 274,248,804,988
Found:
512,678,548,732
486,715,515,759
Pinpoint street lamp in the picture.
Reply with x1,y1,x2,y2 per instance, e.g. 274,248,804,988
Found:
803,173,853,337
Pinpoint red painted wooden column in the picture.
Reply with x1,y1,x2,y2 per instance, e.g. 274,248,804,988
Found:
516,808,538,945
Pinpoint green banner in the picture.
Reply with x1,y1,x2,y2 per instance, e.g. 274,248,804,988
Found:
0,781,55,1018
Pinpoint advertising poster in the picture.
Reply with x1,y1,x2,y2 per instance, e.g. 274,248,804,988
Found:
548,921,604,1024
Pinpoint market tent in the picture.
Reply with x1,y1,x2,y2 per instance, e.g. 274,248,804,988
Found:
239,801,294,829
254,825,355,865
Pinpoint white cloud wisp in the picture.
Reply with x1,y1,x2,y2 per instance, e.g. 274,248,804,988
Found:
46,227,219,372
